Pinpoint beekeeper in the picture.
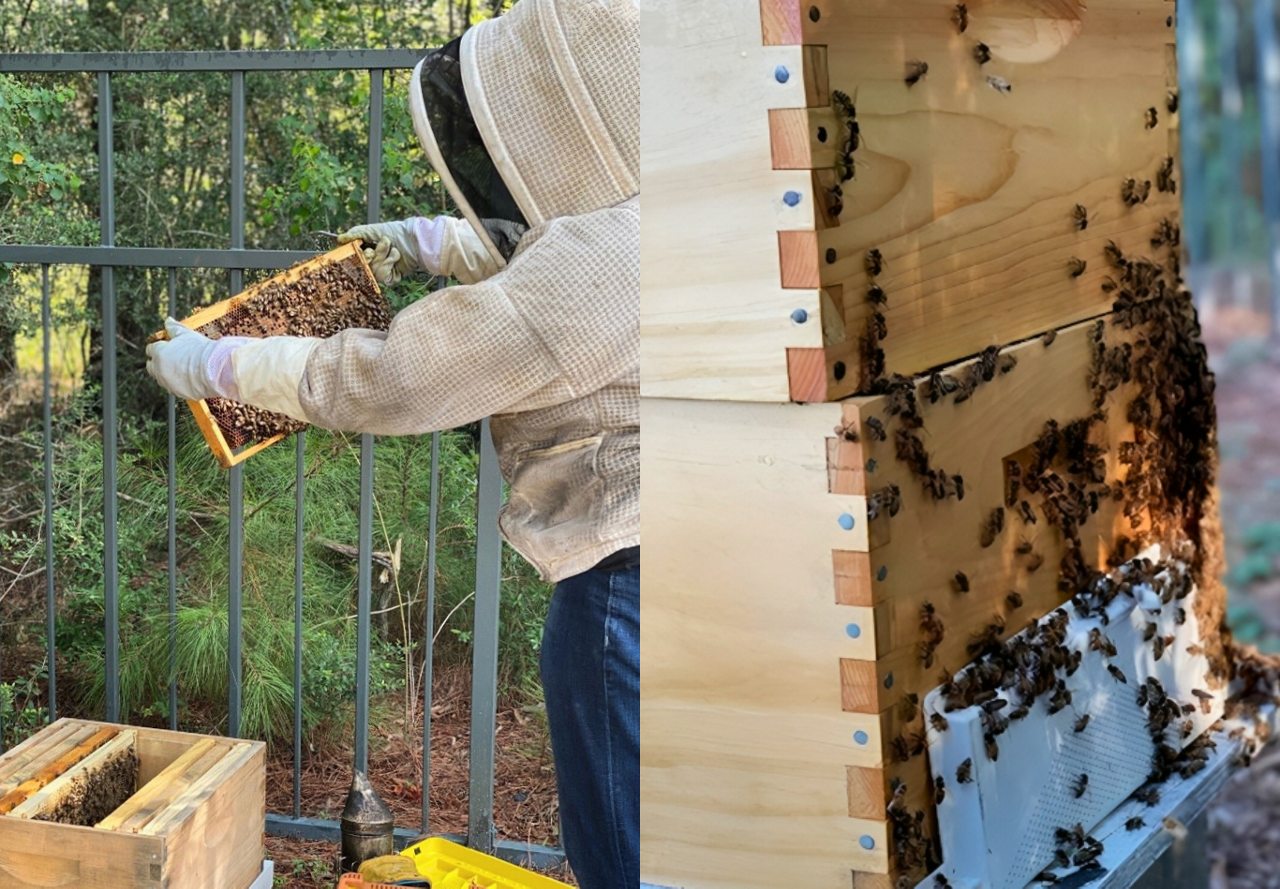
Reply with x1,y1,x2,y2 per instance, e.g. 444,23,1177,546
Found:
145,1,638,886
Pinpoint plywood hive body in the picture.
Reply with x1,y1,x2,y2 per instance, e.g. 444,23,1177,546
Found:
0,719,265,889
638,2,1221,888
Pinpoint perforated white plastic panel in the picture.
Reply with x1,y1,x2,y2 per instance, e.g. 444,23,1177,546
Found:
922,547,1223,889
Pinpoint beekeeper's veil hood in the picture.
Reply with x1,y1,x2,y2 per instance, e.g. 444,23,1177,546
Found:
408,0,639,269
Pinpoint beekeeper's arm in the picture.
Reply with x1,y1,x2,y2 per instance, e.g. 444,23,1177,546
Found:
146,200,636,432
338,216,525,286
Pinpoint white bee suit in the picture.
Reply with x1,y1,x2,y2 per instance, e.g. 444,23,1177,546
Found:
232,0,639,583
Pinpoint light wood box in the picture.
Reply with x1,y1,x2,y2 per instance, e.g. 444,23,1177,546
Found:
641,0,1180,402
641,313,1225,888
0,718,266,889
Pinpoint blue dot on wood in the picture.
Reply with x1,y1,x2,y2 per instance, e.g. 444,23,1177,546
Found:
866,459,877,472
860,836,875,850
775,65,790,83
884,672,894,689
792,308,809,324
838,513,855,530
783,190,802,206
846,623,861,639
854,730,869,745
877,565,888,581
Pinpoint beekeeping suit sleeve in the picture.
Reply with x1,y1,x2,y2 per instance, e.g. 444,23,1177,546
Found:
282,196,637,435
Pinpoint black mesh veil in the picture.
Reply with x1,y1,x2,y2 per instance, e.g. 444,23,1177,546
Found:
418,38,528,258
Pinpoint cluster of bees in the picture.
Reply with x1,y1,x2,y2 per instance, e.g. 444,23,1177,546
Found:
828,88,861,216
907,5,1011,95
867,483,903,522
32,746,139,827
198,255,391,448
858,249,890,384
887,776,939,874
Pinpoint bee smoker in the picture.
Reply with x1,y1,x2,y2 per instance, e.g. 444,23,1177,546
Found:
339,770,396,873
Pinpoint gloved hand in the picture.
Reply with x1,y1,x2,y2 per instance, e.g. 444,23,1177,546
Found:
339,216,524,286
337,220,420,286
145,319,248,402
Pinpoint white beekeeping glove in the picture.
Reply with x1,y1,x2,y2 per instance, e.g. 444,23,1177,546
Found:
340,216,521,286
145,319,249,402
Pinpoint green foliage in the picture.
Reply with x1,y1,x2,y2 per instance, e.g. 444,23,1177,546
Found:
0,0,551,747
3,386,551,743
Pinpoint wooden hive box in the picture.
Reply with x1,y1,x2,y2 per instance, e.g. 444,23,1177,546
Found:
641,0,1180,402
0,718,266,889
641,300,1225,887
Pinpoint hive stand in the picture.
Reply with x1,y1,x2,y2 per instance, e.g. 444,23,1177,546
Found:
639,1,1206,888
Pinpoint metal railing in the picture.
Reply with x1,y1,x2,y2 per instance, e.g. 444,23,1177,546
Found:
0,50,561,867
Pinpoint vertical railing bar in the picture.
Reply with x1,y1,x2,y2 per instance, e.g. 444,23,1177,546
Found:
468,419,502,854
422,430,440,833
227,69,246,738
167,268,178,730
42,264,55,725
293,434,305,818
353,67,384,777
98,70,120,724
1256,0,1280,339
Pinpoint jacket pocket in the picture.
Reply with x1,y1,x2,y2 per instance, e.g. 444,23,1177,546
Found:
499,435,605,571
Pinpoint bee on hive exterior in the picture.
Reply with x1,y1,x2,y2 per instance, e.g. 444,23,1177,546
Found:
866,248,885,277
1072,774,1089,798
1145,107,1159,129
1126,817,1146,831
1019,500,1037,525
1006,591,1024,610
1122,178,1151,207
1167,90,1179,114
984,732,999,761
1068,258,1087,279
953,571,970,593
1074,714,1090,733
1156,156,1176,193
987,75,1012,95
934,775,946,803
973,42,992,65
1135,786,1161,806
865,416,887,441
954,3,969,32
1089,628,1118,657
868,282,887,305
905,60,930,87
979,507,1005,548
1006,461,1022,507
930,712,949,732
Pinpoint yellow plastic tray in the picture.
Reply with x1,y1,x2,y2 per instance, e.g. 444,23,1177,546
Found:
399,837,572,889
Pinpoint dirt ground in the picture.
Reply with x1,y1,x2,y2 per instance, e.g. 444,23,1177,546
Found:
263,666,576,887
1195,275,1280,889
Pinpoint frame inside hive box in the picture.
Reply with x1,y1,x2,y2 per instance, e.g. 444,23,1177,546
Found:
152,242,389,469
641,296,1224,888
0,718,265,889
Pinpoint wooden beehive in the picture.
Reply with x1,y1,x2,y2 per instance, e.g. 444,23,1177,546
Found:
0,718,266,889
639,2,1219,887
153,242,389,469
641,0,1180,402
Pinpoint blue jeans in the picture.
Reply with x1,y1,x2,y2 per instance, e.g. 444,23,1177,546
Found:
541,563,639,889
